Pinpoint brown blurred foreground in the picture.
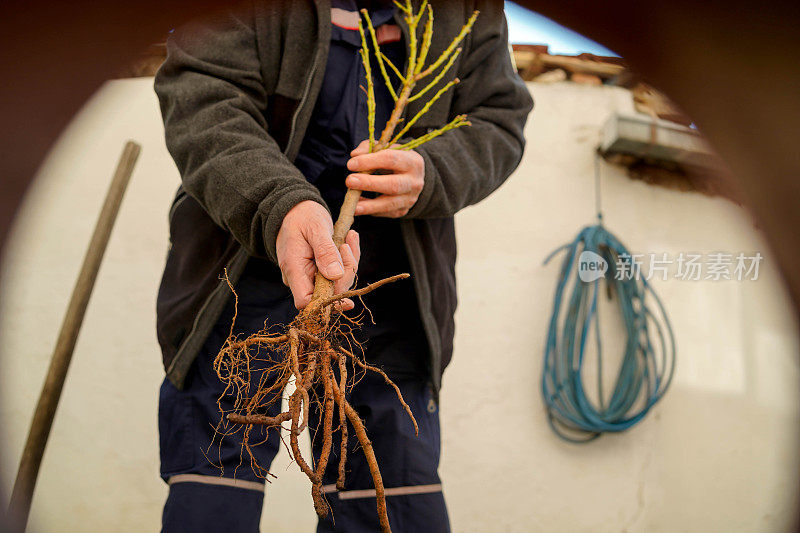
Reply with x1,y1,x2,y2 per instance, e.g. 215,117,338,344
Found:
0,0,798,527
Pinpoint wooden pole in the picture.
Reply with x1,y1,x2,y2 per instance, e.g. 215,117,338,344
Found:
7,141,141,531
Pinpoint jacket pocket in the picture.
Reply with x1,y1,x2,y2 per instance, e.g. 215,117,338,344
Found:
167,188,188,246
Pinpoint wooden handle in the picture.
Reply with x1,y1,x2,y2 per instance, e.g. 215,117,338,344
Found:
8,141,141,531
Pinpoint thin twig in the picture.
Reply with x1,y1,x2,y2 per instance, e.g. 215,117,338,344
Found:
316,274,410,309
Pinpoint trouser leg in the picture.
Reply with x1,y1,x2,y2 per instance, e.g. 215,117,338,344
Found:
310,373,450,533
158,320,284,533
161,482,265,533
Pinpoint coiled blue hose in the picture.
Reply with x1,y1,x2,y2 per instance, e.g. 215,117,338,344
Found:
542,223,676,443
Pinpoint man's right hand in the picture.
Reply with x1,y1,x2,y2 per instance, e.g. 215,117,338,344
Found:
276,200,360,311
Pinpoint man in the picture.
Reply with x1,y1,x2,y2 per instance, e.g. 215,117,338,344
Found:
154,0,532,530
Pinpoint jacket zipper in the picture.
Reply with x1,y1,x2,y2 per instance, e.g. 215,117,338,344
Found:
285,62,319,159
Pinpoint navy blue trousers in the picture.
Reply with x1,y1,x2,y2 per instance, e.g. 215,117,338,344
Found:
159,292,449,532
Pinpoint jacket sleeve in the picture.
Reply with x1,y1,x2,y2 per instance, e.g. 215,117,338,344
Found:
406,0,533,219
154,7,325,262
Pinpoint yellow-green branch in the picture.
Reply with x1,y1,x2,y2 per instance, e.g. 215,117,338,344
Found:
361,10,397,101
396,115,471,151
409,47,462,102
357,20,377,150
390,77,460,145
415,4,434,76
417,10,478,80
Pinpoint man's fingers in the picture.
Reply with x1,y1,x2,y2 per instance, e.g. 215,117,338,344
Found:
334,230,360,307
350,140,370,157
284,262,315,309
350,141,403,158
374,209,409,219
336,235,358,295
355,195,412,216
348,149,412,173
345,229,361,265
334,298,355,312
307,227,344,280
340,241,357,278
346,173,416,195
293,289,314,310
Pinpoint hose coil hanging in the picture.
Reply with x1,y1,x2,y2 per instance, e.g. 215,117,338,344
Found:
542,224,676,442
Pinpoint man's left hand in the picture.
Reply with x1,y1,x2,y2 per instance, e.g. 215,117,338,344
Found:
345,140,425,218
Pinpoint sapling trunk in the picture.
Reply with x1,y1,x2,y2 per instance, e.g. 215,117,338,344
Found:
215,3,478,531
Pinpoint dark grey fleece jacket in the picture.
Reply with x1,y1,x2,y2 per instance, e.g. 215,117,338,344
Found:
154,0,533,391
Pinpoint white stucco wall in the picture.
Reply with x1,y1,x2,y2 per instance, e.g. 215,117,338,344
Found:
1,77,797,532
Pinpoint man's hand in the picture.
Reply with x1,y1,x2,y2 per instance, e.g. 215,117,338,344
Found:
345,140,425,218
276,200,360,311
